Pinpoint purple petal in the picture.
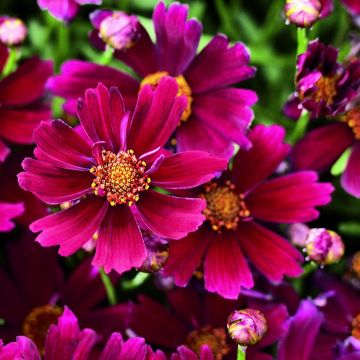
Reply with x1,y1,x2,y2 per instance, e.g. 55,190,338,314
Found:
0,202,24,232
0,139,10,162
341,141,360,198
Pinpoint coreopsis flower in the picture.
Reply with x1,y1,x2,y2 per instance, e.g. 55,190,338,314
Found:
18,79,227,274
164,124,334,299
284,40,360,120
304,228,344,265
0,17,27,46
284,0,333,28
227,309,267,346
0,45,53,162
128,287,288,360
37,0,102,22
48,1,257,158
0,307,155,360
0,232,127,352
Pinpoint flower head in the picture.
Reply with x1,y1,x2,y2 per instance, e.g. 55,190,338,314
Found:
227,309,267,346
0,17,27,46
305,228,345,265
164,124,333,299
18,79,227,275
284,0,333,28
49,1,257,158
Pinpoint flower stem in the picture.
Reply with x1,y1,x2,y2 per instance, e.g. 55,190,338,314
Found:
121,272,150,291
99,268,117,305
296,27,308,56
237,345,246,360
289,110,310,144
2,47,19,77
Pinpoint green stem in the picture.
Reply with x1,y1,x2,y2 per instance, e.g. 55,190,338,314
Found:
99,48,114,65
237,345,246,360
122,272,150,291
214,0,237,39
289,110,310,144
99,268,117,305
2,47,19,77
296,28,308,56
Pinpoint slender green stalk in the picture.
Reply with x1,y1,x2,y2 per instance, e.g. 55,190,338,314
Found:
2,48,19,77
237,345,246,360
289,110,310,144
122,272,150,291
99,268,117,305
296,28,308,56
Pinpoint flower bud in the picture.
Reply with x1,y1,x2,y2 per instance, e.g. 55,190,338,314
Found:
99,12,140,51
0,17,27,46
284,0,322,27
305,228,344,265
227,309,267,346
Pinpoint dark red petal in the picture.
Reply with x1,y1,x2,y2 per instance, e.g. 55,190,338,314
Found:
341,141,360,198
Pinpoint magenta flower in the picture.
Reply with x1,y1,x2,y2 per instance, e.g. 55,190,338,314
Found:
0,201,23,232
0,307,154,360
0,45,53,162
0,232,127,351
128,287,288,360
48,1,257,158
284,40,360,120
37,0,102,22
164,124,333,299
0,17,27,46
18,79,227,274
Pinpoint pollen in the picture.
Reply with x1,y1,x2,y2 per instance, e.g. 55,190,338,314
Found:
352,313,360,340
90,150,150,206
186,326,230,360
311,76,338,105
201,181,250,232
22,305,63,355
341,107,360,140
140,71,193,123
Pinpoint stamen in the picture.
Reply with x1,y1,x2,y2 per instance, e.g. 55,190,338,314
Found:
90,150,150,206
310,76,338,105
140,71,193,123
341,107,360,139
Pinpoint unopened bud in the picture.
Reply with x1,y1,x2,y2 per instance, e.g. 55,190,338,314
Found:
305,228,344,265
227,309,267,346
0,17,27,46
284,0,322,27
99,12,140,51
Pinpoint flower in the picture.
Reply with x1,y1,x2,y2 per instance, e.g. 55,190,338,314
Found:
0,46,53,162
18,79,227,274
0,307,155,359
284,0,333,28
0,17,27,46
304,228,344,265
341,0,360,26
37,0,102,22
0,232,128,353
227,309,267,346
284,39,360,120
128,287,288,360
0,201,23,232
48,1,257,158
164,124,334,299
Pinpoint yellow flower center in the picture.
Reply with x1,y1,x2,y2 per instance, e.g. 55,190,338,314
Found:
341,107,360,140
311,76,338,105
140,71,193,123
201,181,250,232
90,150,150,206
352,313,360,340
22,305,63,355
186,326,230,360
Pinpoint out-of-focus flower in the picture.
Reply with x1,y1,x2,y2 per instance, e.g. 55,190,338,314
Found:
0,201,23,232
284,0,333,28
18,80,227,275
0,232,127,352
284,40,360,120
227,309,267,346
48,1,257,158
37,0,102,22
0,307,154,360
0,17,27,46
304,228,345,265
0,47,53,162
341,0,360,26
164,124,333,299
129,287,288,360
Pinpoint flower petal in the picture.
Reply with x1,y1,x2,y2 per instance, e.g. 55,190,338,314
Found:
247,171,334,223
341,141,360,198
0,43,9,73
153,1,202,75
291,123,354,172
38,0,79,21
204,230,254,299
126,77,187,155
30,197,108,256
18,158,93,204
0,139,10,162
92,205,146,274
149,151,227,189
238,222,303,282
0,202,24,232
136,190,205,240
231,124,290,193
185,34,255,93
163,226,211,286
